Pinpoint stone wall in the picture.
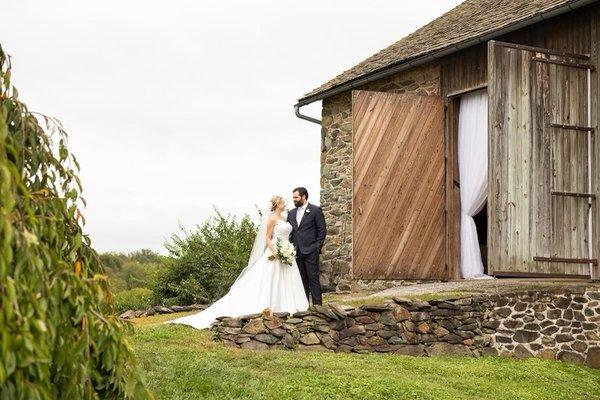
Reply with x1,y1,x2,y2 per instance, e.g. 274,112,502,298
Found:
212,286,600,368
319,63,440,291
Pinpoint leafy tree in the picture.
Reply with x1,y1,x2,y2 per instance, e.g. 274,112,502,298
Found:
0,46,152,399
153,210,257,306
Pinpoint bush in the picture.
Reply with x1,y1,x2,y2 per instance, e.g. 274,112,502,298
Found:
0,46,152,399
114,288,154,313
100,250,168,294
153,209,257,306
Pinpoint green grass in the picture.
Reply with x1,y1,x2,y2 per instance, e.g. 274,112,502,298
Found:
130,313,600,400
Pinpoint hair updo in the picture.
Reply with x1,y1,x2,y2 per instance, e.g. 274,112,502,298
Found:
270,195,284,212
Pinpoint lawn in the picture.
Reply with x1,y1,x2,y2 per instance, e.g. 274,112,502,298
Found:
130,313,600,400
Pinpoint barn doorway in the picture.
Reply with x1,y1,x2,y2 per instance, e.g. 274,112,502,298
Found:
457,89,490,278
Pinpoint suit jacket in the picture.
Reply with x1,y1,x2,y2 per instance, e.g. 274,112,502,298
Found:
287,203,327,255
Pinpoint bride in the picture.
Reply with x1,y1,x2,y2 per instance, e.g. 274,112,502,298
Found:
168,195,309,329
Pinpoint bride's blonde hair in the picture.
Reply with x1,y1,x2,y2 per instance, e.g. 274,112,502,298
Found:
270,195,284,212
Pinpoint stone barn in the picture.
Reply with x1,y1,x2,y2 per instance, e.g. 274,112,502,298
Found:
295,0,600,291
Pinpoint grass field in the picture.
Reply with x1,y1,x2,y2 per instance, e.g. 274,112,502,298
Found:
130,313,600,400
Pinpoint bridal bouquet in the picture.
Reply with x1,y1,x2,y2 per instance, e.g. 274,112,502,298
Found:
268,237,296,266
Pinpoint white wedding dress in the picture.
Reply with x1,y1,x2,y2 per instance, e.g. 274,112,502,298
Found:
168,219,309,329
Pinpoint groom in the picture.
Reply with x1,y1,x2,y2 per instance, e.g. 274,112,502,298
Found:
287,187,326,306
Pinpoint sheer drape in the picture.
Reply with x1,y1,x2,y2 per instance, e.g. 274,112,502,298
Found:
458,90,491,279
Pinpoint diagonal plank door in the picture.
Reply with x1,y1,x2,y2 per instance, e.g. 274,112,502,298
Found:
352,90,446,279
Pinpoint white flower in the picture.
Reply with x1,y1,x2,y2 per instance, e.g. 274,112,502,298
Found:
305,208,310,214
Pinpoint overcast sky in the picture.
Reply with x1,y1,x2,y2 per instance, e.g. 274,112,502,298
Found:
1,0,462,253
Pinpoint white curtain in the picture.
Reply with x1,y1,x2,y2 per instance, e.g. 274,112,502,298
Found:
458,90,492,279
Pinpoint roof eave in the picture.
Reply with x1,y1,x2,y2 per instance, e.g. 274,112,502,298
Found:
295,0,597,107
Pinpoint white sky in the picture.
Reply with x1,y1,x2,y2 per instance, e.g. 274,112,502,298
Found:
1,0,462,253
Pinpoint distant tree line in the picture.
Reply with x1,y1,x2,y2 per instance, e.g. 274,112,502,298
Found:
106,209,258,313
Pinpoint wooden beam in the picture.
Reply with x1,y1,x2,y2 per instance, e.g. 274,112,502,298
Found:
550,190,596,199
531,56,595,71
548,122,595,132
493,40,591,60
533,256,598,265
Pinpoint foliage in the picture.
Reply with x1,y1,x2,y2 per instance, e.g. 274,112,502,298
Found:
132,315,600,400
114,288,154,314
0,46,152,399
100,250,167,294
152,210,257,306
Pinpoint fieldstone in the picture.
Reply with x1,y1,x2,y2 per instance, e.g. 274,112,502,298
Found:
241,340,268,350
557,351,585,364
314,324,331,333
285,318,303,324
495,307,512,318
313,305,338,320
119,310,136,319
153,306,173,314
353,345,374,354
366,335,387,346
427,342,473,357
495,335,512,344
437,301,461,310
355,315,375,324
330,320,346,330
555,333,574,343
254,333,279,344
273,311,290,318
270,328,286,338
303,315,327,323
481,347,499,357
538,349,557,360
339,325,366,339
365,323,385,331
242,320,267,335
299,332,321,345
264,319,282,330
483,320,501,330
374,344,394,353
541,326,559,335
220,327,242,335
563,309,574,319
235,336,251,344
514,330,540,343
462,338,475,346
293,311,311,318
377,329,397,339
457,330,475,339
459,323,478,331
444,333,464,344
344,317,356,327
572,341,587,353
411,312,430,322
416,322,430,334
404,320,416,332
503,319,523,329
220,318,242,328
440,320,455,331
514,302,528,312
542,336,557,347
388,336,406,346
380,312,397,326
393,306,411,322
329,303,349,318
336,344,353,353
553,297,571,309
474,334,491,347
523,323,541,331
514,344,533,358
395,344,426,357
434,326,450,337
585,347,600,368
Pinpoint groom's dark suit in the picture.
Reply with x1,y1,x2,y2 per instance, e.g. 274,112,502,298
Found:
288,203,326,305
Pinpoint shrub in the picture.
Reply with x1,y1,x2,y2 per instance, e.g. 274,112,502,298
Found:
0,46,152,399
114,288,154,313
153,209,257,306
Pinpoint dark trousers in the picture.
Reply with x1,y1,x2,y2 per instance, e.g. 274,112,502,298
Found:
296,251,322,306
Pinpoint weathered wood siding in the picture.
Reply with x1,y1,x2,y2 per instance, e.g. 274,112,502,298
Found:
488,41,595,277
352,91,446,279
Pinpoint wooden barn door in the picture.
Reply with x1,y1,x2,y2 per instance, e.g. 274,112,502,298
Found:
352,91,446,279
488,40,597,277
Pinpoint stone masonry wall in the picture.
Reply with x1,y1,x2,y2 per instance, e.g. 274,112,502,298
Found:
319,63,440,292
212,286,600,368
